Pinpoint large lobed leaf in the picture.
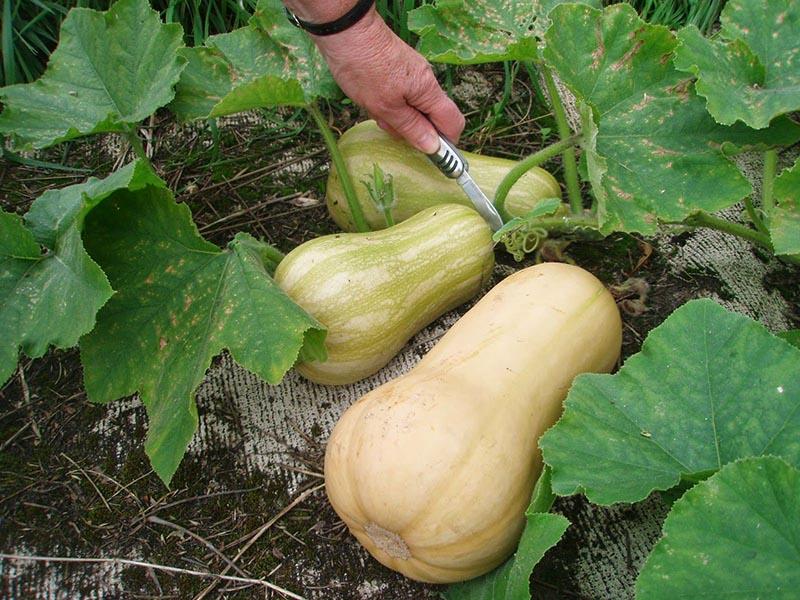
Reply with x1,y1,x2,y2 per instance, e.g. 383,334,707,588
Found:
408,0,601,65
0,0,185,149
673,0,800,129
770,157,800,256
0,162,162,385
636,457,800,599
543,3,800,235
445,468,570,600
79,178,326,485
408,0,539,65
170,0,337,120
540,299,800,505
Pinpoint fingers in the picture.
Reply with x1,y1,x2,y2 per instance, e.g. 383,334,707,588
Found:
373,71,465,154
407,70,466,144
380,108,441,154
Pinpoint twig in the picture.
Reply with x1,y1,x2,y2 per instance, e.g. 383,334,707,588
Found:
0,422,31,452
197,192,304,232
147,515,250,579
60,453,111,513
194,483,324,600
18,364,41,442
0,554,305,600
143,486,263,518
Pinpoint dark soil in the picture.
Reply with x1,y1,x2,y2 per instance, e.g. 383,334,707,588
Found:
2,63,798,600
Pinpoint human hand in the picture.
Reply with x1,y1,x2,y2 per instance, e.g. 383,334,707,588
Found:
311,9,465,154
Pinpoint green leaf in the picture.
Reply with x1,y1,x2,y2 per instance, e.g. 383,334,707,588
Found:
0,0,185,149
0,161,163,386
673,0,800,129
444,468,570,600
408,0,539,65
770,157,800,256
79,185,326,485
540,298,800,505
170,0,337,120
636,456,800,599
543,3,800,235
779,330,800,350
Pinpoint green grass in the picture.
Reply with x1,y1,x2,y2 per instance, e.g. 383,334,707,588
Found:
1,0,257,86
617,0,726,34
375,0,427,45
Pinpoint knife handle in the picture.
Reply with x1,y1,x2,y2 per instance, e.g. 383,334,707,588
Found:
427,135,468,179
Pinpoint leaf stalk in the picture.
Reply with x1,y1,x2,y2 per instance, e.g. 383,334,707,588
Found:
540,64,583,214
762,149,778,214
125,127,147,161
494,135,582,222
307,102,370,232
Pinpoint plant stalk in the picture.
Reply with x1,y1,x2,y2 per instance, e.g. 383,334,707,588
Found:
494,135,582,222
762,149,778,214
679,212,771,249
680,211,800,265
541,65,583,214
260,244,285,273
307,102,369,232
743,196,768,235
515,212,599,233
125,127,147,161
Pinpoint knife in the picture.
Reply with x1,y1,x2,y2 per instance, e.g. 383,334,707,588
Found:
427,134,504,232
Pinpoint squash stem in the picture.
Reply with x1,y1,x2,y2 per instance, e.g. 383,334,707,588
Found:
743,196,768,235
675,211,786,256
124,127,147,161
522,211,598,233
541,65,583,214
259,243,286,274
494,135,582,222
762,149,777,215
307,102,370,232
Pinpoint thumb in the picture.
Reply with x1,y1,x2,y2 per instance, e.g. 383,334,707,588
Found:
384,108,440,154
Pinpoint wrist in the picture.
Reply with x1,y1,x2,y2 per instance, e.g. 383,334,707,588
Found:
284,0,375,35
311,8,389,51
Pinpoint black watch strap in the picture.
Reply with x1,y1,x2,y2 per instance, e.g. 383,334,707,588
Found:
286,0,376,36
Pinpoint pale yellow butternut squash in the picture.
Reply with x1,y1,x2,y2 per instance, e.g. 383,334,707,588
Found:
324,262,622,583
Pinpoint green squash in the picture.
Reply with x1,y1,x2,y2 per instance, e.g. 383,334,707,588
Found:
327,120,562,231
274,204,494,385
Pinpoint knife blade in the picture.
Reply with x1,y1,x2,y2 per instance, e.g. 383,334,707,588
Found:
427,134,504,232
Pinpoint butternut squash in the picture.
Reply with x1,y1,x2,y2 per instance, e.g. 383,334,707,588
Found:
327,120,563,231
324,263,622,582
274,204,494,385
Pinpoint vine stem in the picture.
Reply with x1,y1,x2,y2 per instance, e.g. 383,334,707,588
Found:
762,149,778,214
517,211,599,233
680,212,799,266
743,196,768,235
540,65,582,214
125,127,147,161
260,244,285,272
675,212,776,250
494,135,582,222
306,102,369,232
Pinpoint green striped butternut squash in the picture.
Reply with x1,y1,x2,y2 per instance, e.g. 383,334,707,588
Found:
274,204,494,385
327,120,563,232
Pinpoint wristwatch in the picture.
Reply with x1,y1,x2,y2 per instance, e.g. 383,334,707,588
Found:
285,0,376,36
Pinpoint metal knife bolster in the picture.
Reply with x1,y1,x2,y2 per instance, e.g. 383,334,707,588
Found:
428,135,468,178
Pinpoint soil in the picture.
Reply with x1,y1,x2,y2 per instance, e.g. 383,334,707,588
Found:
1,63,798,600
